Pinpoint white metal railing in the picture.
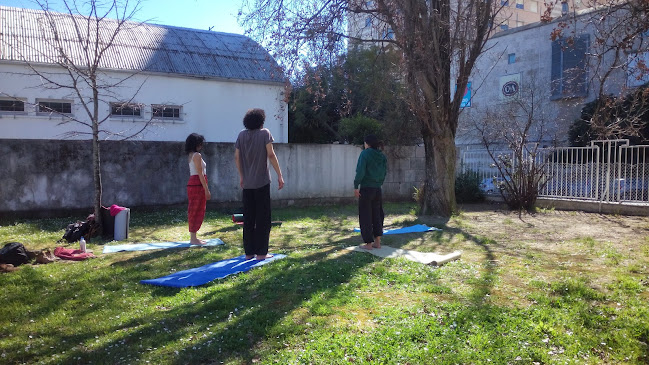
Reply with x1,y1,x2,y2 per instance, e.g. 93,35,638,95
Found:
459,139,649,204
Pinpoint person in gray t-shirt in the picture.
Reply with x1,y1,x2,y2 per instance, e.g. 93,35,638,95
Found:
234,108,284,260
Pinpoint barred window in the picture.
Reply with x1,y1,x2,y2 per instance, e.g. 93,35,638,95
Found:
110,102,142,117
152,105,181,119
0,99,25,112
37,100,72,114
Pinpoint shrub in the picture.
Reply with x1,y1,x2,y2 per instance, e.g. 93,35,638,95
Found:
492,153,546,211
339,114,382,145
455,169,485,203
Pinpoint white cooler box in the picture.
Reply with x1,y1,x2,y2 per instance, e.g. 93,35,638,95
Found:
114,208,130,241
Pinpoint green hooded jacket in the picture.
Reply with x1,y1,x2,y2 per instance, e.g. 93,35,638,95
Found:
354,147,387,189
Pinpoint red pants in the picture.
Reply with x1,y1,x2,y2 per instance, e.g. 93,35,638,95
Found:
187,175,207,232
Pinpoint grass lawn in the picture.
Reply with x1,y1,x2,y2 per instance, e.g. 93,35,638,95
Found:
0,202,648,364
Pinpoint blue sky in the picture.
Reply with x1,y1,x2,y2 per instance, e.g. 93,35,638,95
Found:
0,0,245,34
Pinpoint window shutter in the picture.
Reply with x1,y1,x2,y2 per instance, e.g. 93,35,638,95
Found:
562,35,589,96
551,40,562,97
551,35,589,98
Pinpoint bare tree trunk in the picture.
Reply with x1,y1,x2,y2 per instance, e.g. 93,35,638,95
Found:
421,126,457,216
92,87,103,232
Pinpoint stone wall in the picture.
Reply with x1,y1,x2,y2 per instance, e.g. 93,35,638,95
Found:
0,140,424,218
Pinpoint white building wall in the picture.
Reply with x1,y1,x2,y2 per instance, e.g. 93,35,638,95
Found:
0,63,288,143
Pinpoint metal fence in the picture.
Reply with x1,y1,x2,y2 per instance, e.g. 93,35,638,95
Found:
459,139,649,204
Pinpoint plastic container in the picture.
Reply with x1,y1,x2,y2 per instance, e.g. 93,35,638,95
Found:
79,236,86,252
114,208,130,241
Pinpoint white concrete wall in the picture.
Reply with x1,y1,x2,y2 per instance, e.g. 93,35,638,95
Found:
0,63,288,143
0,140,431,215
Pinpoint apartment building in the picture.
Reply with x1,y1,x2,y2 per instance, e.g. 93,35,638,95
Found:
347,0,594,41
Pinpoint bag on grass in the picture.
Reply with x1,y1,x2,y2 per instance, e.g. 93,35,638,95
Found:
0,242,31,266
61,221,90,243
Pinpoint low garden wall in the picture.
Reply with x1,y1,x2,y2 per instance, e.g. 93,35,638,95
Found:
0,140,425,218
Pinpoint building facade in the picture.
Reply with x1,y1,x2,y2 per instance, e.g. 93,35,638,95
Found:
0,6,288,143
457,5,641,148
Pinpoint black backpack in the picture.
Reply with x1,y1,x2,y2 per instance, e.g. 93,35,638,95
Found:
0,242,31,266
61,221,90,243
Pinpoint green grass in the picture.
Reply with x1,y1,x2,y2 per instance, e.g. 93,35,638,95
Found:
0,202,648,364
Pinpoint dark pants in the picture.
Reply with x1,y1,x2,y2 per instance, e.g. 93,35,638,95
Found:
358,187,384,243
242,183,271,256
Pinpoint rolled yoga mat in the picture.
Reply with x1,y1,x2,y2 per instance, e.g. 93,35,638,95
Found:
232,214,282,227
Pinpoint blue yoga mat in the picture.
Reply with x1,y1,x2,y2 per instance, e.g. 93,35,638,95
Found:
353,224,441,235
140,254,286,288
103,238,224,253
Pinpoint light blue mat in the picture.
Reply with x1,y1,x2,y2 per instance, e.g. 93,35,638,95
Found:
353,224,441,235
140,254,286,287
102,238,224,253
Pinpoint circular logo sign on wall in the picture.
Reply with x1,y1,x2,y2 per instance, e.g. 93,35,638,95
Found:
502,81,519,97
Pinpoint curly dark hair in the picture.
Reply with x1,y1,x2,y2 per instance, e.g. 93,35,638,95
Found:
243,108,266,130
185,133,205,153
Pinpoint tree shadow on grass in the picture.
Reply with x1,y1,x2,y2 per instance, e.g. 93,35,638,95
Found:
0,209,502,365
54,243,381,364
80,227,497,364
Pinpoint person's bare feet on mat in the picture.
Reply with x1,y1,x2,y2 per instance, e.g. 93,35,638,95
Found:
245,255,255,260
190,239,206,245
255,254,273,260
360,243,373,250
372,236,381,249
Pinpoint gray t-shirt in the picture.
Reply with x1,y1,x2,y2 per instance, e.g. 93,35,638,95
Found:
235,128,274,189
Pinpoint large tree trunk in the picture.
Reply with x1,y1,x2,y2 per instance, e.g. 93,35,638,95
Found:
420,125,457,216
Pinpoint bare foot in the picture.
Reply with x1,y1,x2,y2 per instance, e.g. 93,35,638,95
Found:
372,244,381,249
245,255,255,260
360,243,373,250
255,254,274,260
190,239,206,245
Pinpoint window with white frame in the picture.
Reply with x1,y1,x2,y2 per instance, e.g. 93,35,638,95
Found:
516,0,524,9
37,100,72,114
152,105,181,119
551,35,589,98
110,102,142,117
0,98,26,113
